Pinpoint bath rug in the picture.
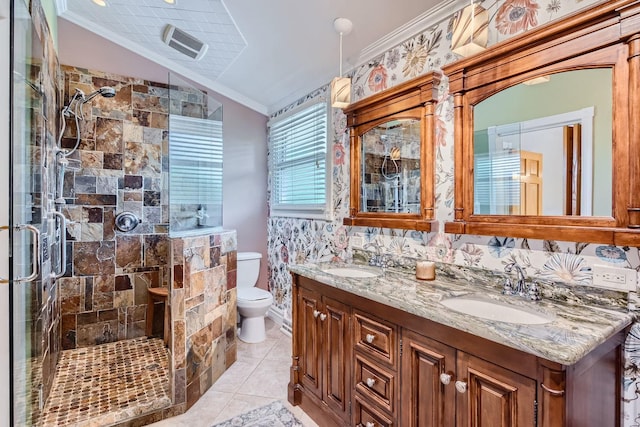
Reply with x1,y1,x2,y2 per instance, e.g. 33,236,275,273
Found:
211,400,304,427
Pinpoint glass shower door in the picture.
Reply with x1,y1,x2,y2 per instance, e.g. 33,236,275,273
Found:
10,1,45,424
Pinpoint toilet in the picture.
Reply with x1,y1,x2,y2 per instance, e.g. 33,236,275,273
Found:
237,252,273,343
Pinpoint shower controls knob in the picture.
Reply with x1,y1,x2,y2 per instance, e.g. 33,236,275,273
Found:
115,212,140,232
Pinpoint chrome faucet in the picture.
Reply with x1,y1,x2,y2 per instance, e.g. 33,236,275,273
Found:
503,261,541,301
195,205,209,227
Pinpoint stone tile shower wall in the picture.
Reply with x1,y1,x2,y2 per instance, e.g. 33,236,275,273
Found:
57,65,208,350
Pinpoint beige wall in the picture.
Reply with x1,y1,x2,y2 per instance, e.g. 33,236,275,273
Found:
57,19,270,290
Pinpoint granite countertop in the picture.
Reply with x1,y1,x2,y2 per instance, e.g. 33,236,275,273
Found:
289,261,635,366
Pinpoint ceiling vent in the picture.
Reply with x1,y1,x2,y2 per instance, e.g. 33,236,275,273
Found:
162,25,209,60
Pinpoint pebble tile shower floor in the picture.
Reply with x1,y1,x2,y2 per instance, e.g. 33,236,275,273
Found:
39,337,171,426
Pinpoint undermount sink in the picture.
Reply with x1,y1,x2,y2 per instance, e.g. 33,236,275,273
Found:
440,296,554,325
324,267,381,278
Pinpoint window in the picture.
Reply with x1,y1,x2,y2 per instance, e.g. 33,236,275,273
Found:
269,99,332,219
169,114,223,234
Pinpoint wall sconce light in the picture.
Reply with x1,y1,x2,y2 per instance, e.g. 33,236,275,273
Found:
451,0,488,57
331,17,353,109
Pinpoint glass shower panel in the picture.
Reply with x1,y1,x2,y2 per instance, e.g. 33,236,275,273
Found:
11,1,45,424
168,73,223,236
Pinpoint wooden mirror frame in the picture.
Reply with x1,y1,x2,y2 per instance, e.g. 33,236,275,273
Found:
343,71,440,231
442,0,640,245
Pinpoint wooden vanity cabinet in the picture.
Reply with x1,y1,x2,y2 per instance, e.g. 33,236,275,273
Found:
288,275,626,426
292,285,352,425
401,329,536,427
353,310,399,426
400,328,456,427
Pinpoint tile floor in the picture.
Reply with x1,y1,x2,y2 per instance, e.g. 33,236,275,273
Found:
149,318,319,426
40,337,171,426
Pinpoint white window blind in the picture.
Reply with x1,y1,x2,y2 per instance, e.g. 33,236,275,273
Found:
474,152,520,215
169,114,223,215
269,100,331,219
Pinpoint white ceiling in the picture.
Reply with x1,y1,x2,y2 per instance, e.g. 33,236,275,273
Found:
56,0,462,115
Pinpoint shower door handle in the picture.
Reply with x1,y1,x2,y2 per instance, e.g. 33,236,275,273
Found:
0,224,40,283
51,211,67,279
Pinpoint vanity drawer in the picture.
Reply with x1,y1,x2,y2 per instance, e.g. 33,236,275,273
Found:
354,310,397,367
355,354,395,414
354,394,395,427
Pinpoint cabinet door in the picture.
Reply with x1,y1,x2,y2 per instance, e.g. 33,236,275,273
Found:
456,352,536,427
298,287,322,399
323,296,351,421
400,329,456,427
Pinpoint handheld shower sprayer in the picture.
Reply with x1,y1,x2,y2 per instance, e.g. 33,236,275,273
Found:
83,86,116,102
55,86,117,206
57,86,117,155
62,87,116,118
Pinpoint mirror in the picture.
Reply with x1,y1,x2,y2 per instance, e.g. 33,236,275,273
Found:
343,72,440,231
442,0,640,244
473,69,612,217
361,118,421,214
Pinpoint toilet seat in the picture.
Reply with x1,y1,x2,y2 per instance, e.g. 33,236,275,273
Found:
237,288,273,308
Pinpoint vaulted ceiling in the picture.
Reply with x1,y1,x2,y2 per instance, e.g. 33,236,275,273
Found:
56,0,465,114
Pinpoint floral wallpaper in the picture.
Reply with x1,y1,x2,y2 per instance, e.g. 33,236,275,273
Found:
267,0,640,423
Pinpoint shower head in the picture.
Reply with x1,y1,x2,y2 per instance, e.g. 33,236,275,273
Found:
82,86,117,103
98,87,116,98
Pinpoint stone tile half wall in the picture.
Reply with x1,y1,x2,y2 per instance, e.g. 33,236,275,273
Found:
169,231,237,414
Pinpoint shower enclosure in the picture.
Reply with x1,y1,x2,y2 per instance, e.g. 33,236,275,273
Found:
8,2,236,424
10,2,49,424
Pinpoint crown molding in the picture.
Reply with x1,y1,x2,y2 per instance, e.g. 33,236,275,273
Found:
59,11,268,115
355,0,468,66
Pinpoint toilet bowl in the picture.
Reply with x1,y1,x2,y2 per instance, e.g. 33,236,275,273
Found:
237,252,273,343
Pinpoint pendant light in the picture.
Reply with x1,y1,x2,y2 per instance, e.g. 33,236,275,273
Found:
451,0,488,57
331,17,353,109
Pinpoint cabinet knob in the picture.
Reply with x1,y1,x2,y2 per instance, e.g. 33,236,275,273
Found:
365,334,376,343
439,373,452,385
366,377,376,387
313,310,320,318
455,380,467,394
365,422,376,427
319,313,327,321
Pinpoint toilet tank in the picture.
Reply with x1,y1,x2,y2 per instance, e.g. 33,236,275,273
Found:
237,252,262,289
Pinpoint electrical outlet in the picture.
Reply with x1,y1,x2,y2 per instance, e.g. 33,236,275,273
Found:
350,235,364,249
592,264,637,291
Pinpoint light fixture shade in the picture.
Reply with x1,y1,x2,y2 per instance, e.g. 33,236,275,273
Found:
331,76,351,109
523,75,551,85
451,3,489,57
